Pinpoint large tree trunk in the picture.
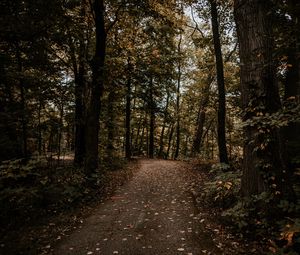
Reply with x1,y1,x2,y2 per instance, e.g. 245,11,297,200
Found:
210,0,229,164
84,0,106,174
234,0,293,198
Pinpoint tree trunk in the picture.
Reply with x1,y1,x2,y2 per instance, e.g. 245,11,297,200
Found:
57,103,64,164
139,124,146,155
192,76,213,155
174,33,182,160
166,123,174,159
210,0,229,164
133,115,143,154
106,88,115,161
84,0,106,174
234,0,293,198
74,52,86,166
74,0,87,166
125,59,132,159
149,77,155,158
158,92,170,157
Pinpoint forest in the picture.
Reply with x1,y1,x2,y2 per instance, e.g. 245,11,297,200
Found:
0,0,299,254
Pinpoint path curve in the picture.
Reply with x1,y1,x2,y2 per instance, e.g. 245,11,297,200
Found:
54,159,221,255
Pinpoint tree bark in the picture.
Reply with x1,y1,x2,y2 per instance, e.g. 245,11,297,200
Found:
84,0,106,174
210,0,229,164
234,0,293,198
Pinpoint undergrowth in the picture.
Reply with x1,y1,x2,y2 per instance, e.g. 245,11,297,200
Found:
198,162,300,255
0,157,128,232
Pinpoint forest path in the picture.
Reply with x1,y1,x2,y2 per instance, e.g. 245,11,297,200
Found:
53,159,221,255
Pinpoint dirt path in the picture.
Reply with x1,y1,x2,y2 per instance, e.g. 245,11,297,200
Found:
53,159,221,255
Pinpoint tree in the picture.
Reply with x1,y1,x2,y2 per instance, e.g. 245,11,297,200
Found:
209,0,229,164
72,0,89,166
234,0,293,198
84,0,106,174
174,32,182,159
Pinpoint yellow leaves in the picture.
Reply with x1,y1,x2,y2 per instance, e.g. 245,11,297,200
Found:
148,0,182,26
224,182,233,190
216,181,232,190
281,231,294,247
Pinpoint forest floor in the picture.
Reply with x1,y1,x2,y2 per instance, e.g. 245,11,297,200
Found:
1,159,263,255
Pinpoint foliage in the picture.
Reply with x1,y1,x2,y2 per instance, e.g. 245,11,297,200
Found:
200,161,300,253
199,163,241,208
267,218,300,255
0,158,110,229
242,101,300,130
221,191,300,254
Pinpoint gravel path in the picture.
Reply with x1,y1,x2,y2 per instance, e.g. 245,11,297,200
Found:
53,159,221,255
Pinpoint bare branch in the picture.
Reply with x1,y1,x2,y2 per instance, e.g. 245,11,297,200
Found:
190,6,205,39
106,1,126,33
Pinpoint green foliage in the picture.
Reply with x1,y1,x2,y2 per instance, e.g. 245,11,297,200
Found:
0,158,94,228
243,103,300,130
220,191,300,254
200,163,241,208
200,160,300,253
221,192,271,232
221,199,251,229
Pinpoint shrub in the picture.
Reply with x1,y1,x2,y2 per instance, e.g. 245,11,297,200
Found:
200,163,241,208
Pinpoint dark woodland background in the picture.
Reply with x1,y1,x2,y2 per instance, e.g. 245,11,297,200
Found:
0,0,299,254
